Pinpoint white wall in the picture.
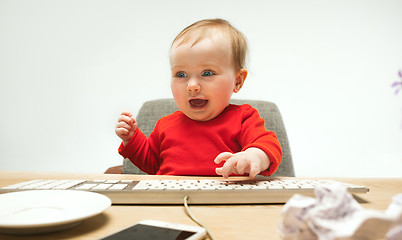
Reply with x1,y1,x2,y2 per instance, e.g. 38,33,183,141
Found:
1,0,401,177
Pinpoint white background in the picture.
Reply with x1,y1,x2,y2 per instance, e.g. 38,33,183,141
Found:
1,0,401,177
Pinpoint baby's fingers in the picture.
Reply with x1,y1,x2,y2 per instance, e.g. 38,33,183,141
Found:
236,159,250,175
248,163,261,179
118,114,136,126
115,127,129,136
121,111,133,118
116,120,132,130
218,158,239,178
214,152,234,164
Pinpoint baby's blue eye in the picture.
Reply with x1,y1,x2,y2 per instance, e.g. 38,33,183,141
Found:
202,71,214,77
177,72,188,78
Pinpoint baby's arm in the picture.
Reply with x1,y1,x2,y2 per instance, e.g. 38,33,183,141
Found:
115,112,137,146
214,148,270,179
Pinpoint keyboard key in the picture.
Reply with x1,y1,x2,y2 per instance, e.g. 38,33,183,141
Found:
268,185,284,190
75,184,97,190
91,184,113,190
120,180,133,183
108,184,128,190
105,180,120,184
299,184,315,190
53,180,86,190
283,185,300,190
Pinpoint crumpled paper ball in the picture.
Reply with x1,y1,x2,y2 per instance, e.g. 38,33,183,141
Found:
278,183,402,240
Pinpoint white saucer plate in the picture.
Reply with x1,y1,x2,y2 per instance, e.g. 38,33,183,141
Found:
0,190,111,235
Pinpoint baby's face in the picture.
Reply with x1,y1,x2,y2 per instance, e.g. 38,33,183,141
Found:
170,35,241,121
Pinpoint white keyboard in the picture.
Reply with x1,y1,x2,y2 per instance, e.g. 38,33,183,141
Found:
0,179,369,204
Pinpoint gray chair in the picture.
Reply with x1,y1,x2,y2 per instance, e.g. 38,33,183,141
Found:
108,98,295,177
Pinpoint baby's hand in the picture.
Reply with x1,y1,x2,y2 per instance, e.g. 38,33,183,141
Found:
115,112,137,145
214,148,270,179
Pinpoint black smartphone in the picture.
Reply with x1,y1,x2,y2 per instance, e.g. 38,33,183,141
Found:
100,220,206,240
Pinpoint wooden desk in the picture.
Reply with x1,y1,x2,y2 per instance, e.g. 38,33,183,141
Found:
0,171,400,240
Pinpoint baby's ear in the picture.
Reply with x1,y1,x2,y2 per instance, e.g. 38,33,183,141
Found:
234,69,247,93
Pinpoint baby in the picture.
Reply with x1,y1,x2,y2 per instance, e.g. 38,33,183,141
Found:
115,19,282,179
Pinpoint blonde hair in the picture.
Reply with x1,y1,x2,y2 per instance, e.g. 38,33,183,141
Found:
171,19,248,71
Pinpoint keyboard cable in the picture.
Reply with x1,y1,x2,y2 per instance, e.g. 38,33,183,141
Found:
184,196,216,240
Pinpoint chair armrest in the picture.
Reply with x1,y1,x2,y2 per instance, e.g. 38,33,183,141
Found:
104,165,123,174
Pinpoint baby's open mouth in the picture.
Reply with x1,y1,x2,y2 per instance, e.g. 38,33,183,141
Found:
189,99,208,108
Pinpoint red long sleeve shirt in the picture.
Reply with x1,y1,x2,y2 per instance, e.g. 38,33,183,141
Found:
119,104,282,176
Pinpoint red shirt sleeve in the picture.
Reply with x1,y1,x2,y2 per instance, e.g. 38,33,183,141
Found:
239,106,283,176
118,127,161,174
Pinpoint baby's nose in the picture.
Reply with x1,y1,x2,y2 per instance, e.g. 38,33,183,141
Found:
187,78,201,92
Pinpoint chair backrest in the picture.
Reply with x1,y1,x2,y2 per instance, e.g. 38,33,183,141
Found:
123,98,295,177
